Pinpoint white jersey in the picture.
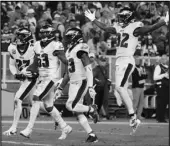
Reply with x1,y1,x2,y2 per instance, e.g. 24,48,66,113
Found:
8,43,35,73
66,43,89,82
114,21,144,57
34,40,64,79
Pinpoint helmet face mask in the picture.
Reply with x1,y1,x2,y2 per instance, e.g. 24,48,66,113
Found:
64,28,83,50
39,25,55,43
118,9,133,26
16,28,32,53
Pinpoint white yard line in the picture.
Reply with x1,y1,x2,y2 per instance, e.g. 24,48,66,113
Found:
2,141,52,146
2,120,169,126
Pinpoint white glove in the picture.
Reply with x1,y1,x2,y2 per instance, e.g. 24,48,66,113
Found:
21,68,33,78
84,9,96,21
164,11,169,25
164,72,169,79
89,87,96,100
54,87,63,102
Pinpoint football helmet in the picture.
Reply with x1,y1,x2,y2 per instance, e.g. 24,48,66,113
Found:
15,28,33,53
64,27,83,50
39,24,56,43
117,7,134,26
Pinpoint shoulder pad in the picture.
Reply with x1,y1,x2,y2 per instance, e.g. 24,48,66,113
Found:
8,43,17,55
53,41,64,50
134,21,144,28
80,43,89,52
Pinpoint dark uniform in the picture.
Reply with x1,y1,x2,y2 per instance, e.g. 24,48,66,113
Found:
153,63,169,122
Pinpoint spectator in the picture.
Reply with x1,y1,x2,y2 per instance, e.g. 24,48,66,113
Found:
87,29,101,55
1,23,13,52
52,13,65,38
132,58,148,120
27,9,37,40
153,54,169,123
8,3,22,28
55,30,62,42
142,35,158,56
93,56,111,119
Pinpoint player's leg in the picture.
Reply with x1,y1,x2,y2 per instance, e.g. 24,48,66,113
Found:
115,57,140,134
76,113,98,143
66,80,99,123
3,80,36,136
20,80,48,138
42,85,72,140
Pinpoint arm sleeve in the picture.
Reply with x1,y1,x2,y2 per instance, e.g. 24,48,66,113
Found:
9,56,17,75
153,65,165,81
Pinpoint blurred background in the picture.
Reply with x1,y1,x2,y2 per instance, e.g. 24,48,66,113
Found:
1,1,169,121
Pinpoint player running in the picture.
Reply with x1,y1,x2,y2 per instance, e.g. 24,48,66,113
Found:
3,28,38,136
85,7,169,134
54,27,99,143
20,25,72,139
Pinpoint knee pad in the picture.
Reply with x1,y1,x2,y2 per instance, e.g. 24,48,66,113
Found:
14,99,22,109
45,106,53,113
32,95,39,101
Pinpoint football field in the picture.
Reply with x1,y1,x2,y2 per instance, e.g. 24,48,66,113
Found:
2,117,169,146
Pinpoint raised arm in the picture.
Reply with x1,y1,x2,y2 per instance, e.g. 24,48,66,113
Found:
85,10,116,34
134,12,169,37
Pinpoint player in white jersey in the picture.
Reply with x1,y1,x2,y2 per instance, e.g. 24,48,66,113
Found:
55,28,99,143
3,28,38,136
85,6,169,134
20,25,72,139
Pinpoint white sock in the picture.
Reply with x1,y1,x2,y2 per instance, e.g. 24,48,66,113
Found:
11,100,22,129
49,107,67,129
77,114,92,134
117,88,134,115
27,101,41,130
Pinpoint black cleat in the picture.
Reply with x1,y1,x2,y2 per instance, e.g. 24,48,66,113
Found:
89,104,99,123
54,122,59,130
86,133,98,143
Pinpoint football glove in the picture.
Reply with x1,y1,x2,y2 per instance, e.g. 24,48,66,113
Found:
54,87,63,102
88,87,96,100
164,11,169,25
15,74,26,81
84,9,96,22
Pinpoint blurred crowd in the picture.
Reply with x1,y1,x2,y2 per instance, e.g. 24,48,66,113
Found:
1,2,169,56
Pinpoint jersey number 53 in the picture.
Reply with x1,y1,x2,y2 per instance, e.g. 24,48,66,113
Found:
37,53,49,67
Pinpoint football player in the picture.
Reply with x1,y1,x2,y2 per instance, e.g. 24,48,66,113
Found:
55,28,99,143
85,7,169,134
20,25,72,139
3,28,38,136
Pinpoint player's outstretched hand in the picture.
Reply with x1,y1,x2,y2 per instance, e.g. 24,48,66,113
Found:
164,11,169,25
84,9,96,21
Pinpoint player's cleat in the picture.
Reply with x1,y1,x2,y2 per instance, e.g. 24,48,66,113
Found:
86,133,98,143
54,122,59,130
130,119,141,135
58,125,72,140
3,127,17,136
88,104,99,124
20,128,32,138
